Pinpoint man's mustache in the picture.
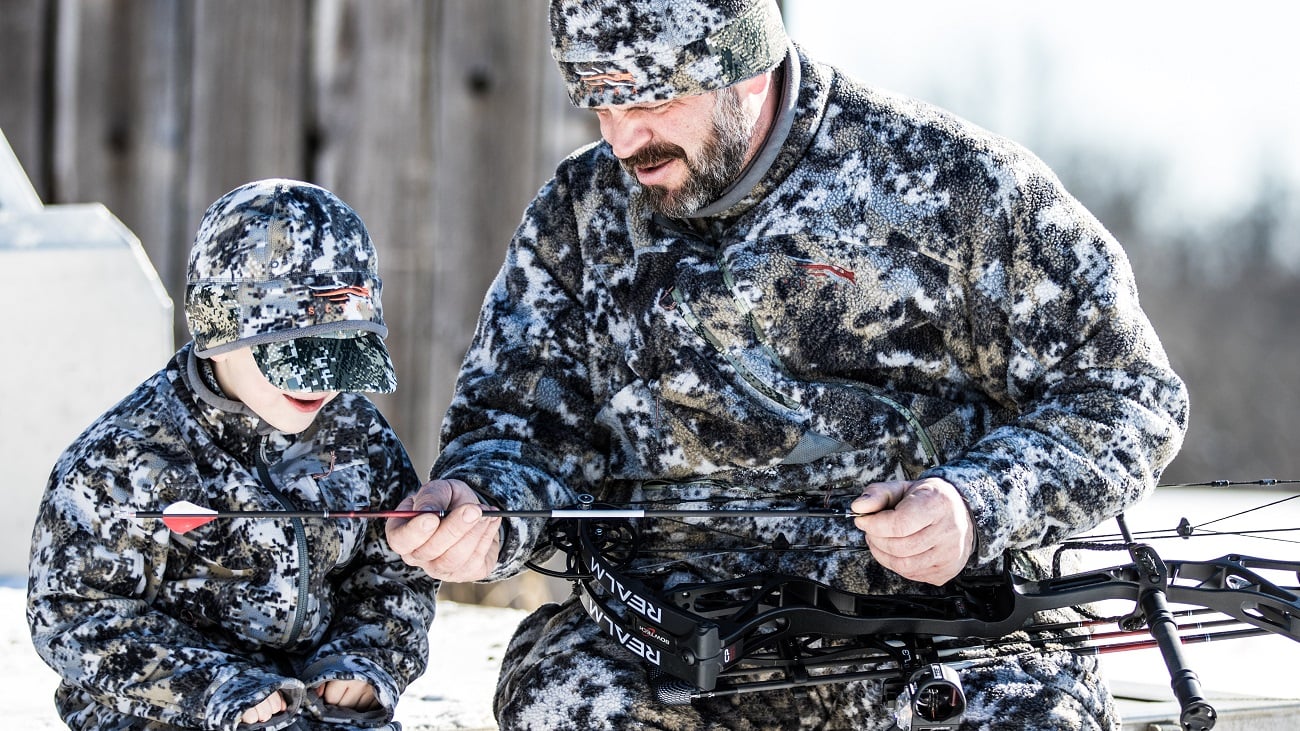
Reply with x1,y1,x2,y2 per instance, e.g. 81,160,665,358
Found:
619,142,689,175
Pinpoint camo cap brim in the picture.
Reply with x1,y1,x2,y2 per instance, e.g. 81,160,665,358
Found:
550,0,789,107
253,331,396,394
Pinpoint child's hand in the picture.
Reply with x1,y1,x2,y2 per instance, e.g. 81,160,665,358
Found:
315,679,379,710
241,690,286,724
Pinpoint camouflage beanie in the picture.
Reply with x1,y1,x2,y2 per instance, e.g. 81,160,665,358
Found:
550,0,789,107
185,179,396,393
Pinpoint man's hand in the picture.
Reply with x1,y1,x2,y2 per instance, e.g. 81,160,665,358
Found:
851,477,976,586
315,679,378,710
241,690,286,725
385,478,501,582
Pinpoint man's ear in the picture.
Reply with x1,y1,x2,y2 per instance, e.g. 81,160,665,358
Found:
736,70,773,100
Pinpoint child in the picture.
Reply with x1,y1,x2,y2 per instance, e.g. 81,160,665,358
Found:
28,179,438,731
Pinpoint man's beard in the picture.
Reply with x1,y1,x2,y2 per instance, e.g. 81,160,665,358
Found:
620,88,753,218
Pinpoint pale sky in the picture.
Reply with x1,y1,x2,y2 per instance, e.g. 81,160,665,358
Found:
785,1,1300,227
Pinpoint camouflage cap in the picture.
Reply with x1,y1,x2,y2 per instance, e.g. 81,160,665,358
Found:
550,0,789,107
185,179,397,393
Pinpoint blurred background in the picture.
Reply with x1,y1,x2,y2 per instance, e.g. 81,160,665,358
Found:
2,0,1298,608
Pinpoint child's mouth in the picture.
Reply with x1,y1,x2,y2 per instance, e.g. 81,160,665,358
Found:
285,394,326,413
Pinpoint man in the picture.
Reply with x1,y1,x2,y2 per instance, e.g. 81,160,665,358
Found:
388,1,1188,728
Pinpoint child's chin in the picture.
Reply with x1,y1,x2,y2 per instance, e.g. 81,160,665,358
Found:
265,412,320,435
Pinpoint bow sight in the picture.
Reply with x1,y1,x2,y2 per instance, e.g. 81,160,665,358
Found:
534,498,1300,731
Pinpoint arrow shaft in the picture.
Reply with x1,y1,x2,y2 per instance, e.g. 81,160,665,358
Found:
134,509,439,520
128,507,852,521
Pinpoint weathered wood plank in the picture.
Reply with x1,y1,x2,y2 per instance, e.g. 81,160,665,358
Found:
310,0,440,474
425,0,553,475
49,0,189,343
0,0,53,200
185,0,311,277
422,0,595,471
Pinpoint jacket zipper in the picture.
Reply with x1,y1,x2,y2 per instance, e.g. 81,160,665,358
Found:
256,437,310,645
671,287,799,410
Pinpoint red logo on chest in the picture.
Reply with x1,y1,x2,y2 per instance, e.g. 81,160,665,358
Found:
791,258,856,285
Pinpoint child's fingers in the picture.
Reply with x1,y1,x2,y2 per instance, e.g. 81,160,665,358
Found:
240,690,285,724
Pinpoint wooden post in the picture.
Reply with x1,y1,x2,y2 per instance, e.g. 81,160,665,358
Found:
0,0,53,199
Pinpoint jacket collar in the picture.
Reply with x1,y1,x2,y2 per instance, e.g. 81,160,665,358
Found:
679,43,830,225
178,344,292,459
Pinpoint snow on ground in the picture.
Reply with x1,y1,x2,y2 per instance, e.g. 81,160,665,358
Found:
0,578,523,730
1,577,62,730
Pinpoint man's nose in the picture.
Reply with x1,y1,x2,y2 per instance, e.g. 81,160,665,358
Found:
598,110,651,159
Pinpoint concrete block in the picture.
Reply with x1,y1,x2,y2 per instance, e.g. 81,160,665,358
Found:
0,131,173,576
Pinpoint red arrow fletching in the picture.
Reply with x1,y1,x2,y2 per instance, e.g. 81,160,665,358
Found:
161,501,219,534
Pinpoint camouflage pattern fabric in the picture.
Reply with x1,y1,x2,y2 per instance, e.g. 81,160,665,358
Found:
185,179,395,394
550,0,788,107
432,43,1188,731
28,345,438,731
254,332,397,394
495,599,1117,730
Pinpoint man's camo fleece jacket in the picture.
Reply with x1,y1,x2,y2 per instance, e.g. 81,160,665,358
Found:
434,44,1189,599
28,345,438,731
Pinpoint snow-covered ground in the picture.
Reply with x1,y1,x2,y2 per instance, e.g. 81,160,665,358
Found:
4,486,1298,729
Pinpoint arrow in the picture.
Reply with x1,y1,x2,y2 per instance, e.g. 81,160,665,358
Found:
118,500,853,535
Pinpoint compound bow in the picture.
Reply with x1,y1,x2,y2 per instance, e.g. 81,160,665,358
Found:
527,480,1300,731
